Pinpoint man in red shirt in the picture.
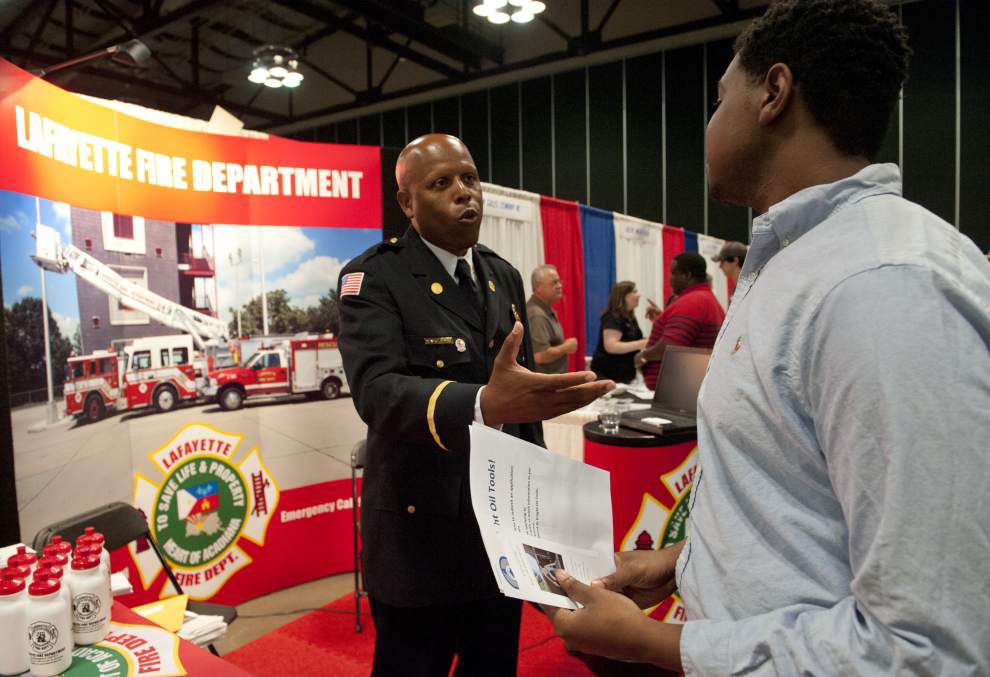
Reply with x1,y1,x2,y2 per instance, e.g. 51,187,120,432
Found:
636,252,725,390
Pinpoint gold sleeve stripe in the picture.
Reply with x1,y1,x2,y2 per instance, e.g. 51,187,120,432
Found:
427,380,454,451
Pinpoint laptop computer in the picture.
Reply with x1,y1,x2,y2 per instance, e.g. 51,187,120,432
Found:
619,346,711,435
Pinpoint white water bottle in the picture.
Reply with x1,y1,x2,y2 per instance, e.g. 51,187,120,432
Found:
74,545,110,597
0,578,29,676
67,554,110,645
26,578,73,677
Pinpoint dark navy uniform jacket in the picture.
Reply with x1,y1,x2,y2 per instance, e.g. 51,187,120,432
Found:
338,227,544,607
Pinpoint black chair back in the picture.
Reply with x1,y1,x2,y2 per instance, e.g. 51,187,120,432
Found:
31,501,151,553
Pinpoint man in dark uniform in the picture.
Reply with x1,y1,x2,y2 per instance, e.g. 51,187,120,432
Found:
337,133,613,676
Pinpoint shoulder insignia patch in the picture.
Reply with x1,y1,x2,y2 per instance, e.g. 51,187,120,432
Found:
340,272,365,297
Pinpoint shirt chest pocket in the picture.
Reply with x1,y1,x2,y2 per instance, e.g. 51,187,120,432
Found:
405,336,474,376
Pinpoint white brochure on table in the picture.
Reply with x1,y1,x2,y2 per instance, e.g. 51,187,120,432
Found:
469,424,615,609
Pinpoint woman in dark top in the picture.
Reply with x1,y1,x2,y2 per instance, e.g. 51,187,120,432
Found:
590,281,649,383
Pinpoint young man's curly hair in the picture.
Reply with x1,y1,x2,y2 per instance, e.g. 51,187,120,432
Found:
733,0,911,160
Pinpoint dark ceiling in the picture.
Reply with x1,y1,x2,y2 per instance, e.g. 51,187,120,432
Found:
0,0,769,133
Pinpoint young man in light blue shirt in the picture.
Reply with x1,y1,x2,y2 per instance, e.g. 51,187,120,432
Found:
545,1,990,674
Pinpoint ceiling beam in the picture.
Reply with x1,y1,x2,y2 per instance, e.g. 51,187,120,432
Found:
84,0,224,53
326,0,502,67
710,0,739,15
263,7,765,133
269,0,464,81
5,46,289,124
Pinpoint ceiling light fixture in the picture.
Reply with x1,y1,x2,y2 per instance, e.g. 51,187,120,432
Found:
248,45,304,89
473,0,545,25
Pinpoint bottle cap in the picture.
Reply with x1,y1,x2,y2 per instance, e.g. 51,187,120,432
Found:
48,536,72,557
28,578,60,596
7,547,37,568
39,554,68,569
0,578,26,595
32,565,63,581
71,555,100,571
0,565,30,581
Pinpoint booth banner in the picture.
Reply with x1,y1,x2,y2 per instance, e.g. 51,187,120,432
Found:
114,421,361,605
0,58,380,228
584,438,697,624
68,621,186,676
660,226,686,306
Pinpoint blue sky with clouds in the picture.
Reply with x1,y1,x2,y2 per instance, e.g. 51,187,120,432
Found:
0,190,80,340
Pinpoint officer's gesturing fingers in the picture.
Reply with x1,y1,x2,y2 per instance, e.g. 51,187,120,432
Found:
481,322,615,425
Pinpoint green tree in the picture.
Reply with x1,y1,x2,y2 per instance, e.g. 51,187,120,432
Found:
305,288,340,336
3,297,73,395
228,289,307,337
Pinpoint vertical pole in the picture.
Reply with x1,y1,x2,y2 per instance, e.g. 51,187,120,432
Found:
36,198,57,424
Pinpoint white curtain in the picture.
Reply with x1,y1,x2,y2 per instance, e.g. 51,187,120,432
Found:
613,213,663,338
478,183,544,298
697,234,730,311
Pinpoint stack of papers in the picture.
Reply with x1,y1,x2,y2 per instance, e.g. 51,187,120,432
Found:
177,610,228,647
469,425,615,609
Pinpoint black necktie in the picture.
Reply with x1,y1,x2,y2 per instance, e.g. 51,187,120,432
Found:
455,258,484,309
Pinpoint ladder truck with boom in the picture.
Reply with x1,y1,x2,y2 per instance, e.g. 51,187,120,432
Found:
33,223,231,422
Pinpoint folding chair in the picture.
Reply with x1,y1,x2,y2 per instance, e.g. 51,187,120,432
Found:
32,501,236,656
350,439,367,632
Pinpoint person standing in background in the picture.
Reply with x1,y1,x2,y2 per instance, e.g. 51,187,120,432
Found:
636,252,725,390
711,241,748,285
589,281,647,383
527,264,577,374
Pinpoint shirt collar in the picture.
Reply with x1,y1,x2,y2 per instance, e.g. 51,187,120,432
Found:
528,294,556,317
742,163,902,283
420,235,476,283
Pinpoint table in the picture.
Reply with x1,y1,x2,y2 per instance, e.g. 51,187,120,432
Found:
57,601,252,676
542,391,655,462
583,421,698,623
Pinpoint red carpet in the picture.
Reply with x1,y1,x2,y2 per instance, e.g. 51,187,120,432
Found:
223,592,593,676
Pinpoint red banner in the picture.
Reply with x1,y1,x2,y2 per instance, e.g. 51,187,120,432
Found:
0,58,380,228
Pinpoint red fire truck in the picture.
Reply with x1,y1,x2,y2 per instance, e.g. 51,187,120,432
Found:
206,336,348,411
64,335,211,422
64,351,122,422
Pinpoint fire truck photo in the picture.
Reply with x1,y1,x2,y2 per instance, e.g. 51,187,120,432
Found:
33,222,231,423
206,336,348,411
63,335,213,422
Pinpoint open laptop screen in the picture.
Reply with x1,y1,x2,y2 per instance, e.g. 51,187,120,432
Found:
652,346,711,414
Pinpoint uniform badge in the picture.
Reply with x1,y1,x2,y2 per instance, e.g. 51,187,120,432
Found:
431,282,443,295
455,338,467,353
340,272,364,297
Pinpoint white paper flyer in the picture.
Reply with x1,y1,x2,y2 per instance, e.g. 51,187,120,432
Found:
469,424,615,609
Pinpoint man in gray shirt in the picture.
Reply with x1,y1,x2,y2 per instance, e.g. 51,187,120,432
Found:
527,264,577,374
545,1,990,674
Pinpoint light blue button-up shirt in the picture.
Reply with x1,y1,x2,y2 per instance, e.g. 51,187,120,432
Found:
677,164,990,675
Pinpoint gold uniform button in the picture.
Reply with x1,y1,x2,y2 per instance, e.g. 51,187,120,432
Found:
389,237,398,244
431,282,443,295
406,505,416,514
436,359,445,368
488,339,494,349
488,280,496,292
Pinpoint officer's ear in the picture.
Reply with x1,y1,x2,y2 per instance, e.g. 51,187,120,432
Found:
396,189,414,219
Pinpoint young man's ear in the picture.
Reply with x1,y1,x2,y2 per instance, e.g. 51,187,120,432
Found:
758,63,794,126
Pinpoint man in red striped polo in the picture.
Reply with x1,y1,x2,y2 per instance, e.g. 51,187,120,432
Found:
636,251,725,390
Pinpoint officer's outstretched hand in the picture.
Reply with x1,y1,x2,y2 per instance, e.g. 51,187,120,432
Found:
481,322,614,425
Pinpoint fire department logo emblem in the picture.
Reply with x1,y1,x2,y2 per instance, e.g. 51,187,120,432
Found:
132,423,279,600
618,446,698,624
